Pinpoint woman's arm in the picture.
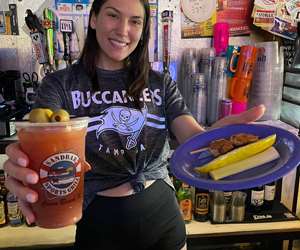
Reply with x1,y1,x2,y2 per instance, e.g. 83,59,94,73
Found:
170,115,205,144
171,105,266,144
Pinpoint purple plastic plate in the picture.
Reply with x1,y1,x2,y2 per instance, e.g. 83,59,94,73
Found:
170,124,300,191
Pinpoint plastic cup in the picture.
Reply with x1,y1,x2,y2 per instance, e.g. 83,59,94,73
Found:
16,117,90,228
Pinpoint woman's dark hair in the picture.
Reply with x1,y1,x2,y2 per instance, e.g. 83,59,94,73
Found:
79,0,151,108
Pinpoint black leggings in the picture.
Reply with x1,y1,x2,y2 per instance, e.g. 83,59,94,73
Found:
74,180,186,250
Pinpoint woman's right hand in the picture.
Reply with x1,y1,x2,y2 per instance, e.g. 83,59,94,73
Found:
3,142,39,224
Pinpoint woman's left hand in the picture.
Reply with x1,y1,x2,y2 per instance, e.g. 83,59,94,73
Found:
210,104,266,129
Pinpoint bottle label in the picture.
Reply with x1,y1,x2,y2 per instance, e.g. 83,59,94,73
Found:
195,193,209,214
7,201,22,224
0,201,6,225
264,185,276,201
179,199,192,221
251,190,264,206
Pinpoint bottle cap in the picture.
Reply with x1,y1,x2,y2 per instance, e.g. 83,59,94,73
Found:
232,101,247,114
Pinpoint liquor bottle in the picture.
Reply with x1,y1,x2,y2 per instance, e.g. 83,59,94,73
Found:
264,181,276,210
194,188,209,222
177,183,193,223
0,187,7,227
249,186,264,212
6,191,23,226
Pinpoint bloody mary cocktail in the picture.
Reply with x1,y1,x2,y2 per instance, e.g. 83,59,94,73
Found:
16,117,89,228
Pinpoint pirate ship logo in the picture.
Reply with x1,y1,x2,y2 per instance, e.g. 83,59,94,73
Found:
39,153,82,196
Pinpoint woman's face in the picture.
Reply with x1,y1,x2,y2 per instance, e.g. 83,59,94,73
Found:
90,0,145,70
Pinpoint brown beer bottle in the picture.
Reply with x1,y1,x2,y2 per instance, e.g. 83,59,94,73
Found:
194,188,209,222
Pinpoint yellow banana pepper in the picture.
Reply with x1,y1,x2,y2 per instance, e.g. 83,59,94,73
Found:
194,134,276,174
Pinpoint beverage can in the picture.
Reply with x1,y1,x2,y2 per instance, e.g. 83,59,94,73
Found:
219,99,232,119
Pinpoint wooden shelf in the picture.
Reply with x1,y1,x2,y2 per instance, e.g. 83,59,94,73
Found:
186,219,300,238
0,224,76,249
1,220,300,249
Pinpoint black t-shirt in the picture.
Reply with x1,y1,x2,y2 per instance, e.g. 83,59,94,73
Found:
34,63,191,208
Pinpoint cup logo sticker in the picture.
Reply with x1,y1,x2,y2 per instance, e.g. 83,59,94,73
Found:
40,153,81,196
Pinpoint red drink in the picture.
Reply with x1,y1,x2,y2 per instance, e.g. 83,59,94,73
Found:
16,118,89,228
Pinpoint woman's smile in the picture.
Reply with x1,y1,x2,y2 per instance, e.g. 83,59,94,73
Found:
109,38,129,49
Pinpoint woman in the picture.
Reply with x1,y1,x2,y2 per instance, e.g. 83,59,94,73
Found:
3,0,265,249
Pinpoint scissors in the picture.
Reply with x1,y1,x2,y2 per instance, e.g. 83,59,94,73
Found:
23,72,39,88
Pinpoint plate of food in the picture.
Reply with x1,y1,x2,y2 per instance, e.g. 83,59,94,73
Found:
170,124,300,191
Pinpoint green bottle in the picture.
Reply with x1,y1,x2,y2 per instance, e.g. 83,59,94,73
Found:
177,183,193,223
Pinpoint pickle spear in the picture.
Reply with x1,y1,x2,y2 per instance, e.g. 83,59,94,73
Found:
194,134,276,174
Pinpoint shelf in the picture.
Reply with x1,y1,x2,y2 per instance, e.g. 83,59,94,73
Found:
186,220,300,238
1,220,300,249
0,224,76,249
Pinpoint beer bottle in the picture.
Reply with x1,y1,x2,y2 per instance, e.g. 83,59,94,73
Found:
249,186,264,212
177,182,193,223
194,188,209,222
0,186,7,227
6,191,23,226
264,181,276,210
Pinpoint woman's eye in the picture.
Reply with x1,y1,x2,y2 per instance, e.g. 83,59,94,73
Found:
108,13,118,18
132,20,142,26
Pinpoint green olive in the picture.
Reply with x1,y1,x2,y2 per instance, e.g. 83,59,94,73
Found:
29,108,53,123
50,109,70,122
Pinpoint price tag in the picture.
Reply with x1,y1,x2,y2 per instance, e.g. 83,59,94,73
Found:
60,19,73,33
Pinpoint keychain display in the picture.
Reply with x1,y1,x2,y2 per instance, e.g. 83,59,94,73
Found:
25,9,48,66
22,1,91,75
161,10,173,73
43,8,55,72
60,19,73,66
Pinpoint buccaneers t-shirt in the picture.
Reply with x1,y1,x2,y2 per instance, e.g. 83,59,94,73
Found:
34,63,191,208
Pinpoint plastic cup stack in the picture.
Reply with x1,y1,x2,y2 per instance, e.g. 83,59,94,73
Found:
248,41,284,121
